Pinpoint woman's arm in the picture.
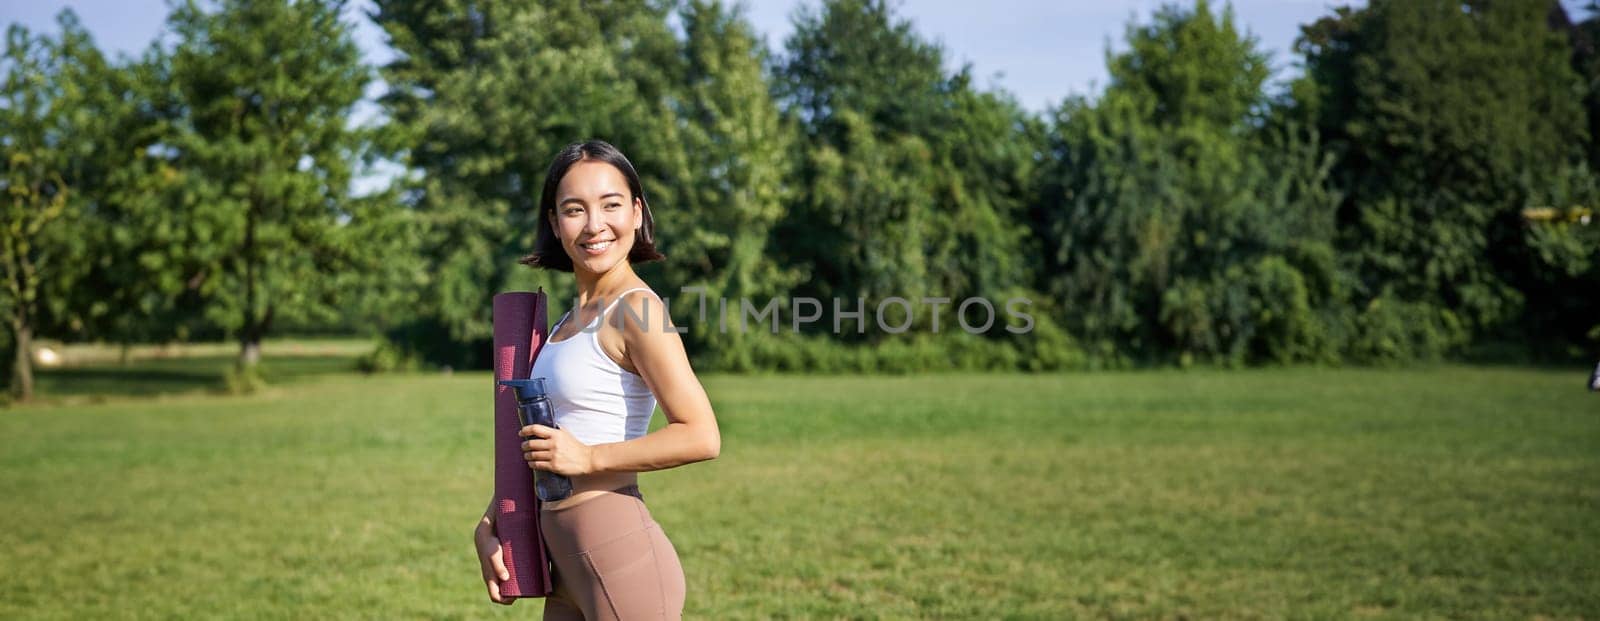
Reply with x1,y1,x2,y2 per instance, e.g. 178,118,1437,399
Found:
473,497,511,604
590,291,720,472
520,291,719,475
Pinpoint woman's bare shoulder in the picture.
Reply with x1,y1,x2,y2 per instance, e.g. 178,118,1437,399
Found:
608,285,668,334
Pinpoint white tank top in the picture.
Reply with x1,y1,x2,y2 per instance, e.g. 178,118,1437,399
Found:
528,287,659,446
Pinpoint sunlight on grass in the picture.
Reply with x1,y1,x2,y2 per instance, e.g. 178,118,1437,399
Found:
1,366,1596,618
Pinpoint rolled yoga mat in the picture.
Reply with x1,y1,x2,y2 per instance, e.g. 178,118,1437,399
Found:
492,290,552,598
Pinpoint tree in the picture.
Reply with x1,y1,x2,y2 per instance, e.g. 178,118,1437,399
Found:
1528,3,1600,357
669,0,799,367
773,0,943,309
0,14,108,400
164,0,384,370
38,20,210,356
373,0,689,368
923,79,1043,304
774,0,1039,333
1036,0,1343,366
1298,0,1590,358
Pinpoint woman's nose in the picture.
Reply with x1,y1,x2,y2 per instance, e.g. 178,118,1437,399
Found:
583,210,605,234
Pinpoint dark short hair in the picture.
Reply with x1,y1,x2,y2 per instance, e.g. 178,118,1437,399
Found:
519,140,664,271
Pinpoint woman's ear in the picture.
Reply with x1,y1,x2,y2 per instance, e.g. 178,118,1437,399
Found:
633,197,644,230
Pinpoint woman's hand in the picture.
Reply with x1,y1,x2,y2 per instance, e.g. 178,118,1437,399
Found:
474,511,514,605
520,424,597,476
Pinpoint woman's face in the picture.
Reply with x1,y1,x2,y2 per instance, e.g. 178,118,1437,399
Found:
551,160,643,275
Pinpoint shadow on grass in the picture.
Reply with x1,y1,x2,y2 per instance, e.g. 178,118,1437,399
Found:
37,366,221,398
27,351,369,404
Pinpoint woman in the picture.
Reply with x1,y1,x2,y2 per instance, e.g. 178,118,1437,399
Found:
473,140,721,620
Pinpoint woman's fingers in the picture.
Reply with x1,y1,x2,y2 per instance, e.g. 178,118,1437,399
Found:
478,541,501,599
517,429,566,471
485,575,508,604
477,529,514,604
520,438,552,451
486,576,515,605
476,537,498,580
490,546,509,583
523,450,553,462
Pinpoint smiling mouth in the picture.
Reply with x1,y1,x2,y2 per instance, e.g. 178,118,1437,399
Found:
580,240,614,253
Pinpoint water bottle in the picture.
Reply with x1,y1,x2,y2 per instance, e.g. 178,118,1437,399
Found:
497,377,574,502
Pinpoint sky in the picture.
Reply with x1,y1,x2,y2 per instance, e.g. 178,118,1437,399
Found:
739,0,1356,110
5,0,1594,193
5,0,1597,111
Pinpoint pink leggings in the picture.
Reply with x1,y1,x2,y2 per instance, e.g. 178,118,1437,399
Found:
539,486,685,620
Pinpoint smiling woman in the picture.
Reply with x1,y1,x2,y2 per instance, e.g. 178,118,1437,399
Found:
519,142,665,272
473,140,720,620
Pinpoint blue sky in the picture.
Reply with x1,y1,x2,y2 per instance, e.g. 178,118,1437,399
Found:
6,1,1596,111
739,0,1359,110
6,0,1593,193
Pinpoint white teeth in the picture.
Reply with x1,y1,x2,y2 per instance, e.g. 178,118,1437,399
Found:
582,240,612,251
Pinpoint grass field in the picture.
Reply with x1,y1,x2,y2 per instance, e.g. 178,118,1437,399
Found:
21,339,375,404
1,352,1597,619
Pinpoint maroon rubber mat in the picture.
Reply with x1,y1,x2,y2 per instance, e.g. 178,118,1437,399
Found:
491,290,552,598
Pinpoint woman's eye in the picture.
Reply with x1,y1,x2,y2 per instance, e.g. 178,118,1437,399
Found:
604,203,621,210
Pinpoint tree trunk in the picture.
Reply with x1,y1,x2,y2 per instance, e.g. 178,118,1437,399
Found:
239,338,261,367
237,304,273,369
240,200,259,370
11,321,33,402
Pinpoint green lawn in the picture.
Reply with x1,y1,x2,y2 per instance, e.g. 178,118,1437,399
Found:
1,361,1597,619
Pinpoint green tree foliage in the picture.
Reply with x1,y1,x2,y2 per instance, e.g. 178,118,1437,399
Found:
10,0,1598,380
373,0,688,368
1037,0,1343,367
1555,2,1600,169
774,0,943,306
669,0,800,369
1513,162,1600,360
1529,4,1600,358
1,22,70,400
158,0,395,370
774,0,1040,328
0,14,112,399
47,26,209,353
1298,0,1592,359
